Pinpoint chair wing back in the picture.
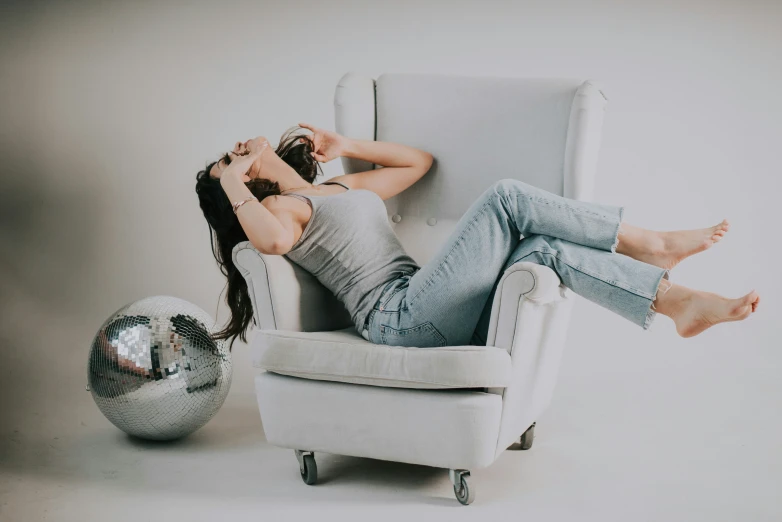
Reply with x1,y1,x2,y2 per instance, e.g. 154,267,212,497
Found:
334,72,607,265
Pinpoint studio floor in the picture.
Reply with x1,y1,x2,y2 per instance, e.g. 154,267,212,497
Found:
2,333,780,522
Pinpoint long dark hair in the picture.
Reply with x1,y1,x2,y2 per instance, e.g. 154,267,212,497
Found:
195,126,323,351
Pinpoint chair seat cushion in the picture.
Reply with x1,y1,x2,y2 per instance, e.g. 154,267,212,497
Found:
250,327,512,389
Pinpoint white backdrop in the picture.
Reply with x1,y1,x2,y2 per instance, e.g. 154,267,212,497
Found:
1,0,779,519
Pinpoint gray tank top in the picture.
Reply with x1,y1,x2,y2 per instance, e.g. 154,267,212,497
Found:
282,181,421,334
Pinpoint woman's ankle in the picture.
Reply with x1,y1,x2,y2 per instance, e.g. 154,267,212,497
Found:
616,223,664,259
651,279,687,319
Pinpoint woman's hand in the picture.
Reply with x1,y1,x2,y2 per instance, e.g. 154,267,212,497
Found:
298,122,349,163
221,140,269,184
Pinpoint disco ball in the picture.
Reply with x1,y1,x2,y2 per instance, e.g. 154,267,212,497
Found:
87,295,232,440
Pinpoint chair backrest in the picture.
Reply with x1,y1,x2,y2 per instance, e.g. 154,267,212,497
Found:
334,72,607,265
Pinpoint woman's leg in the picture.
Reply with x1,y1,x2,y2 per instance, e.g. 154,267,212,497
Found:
471,233,670,345
371,178,634,347
406,177,627,305
367,178,753,348
471,236,759,345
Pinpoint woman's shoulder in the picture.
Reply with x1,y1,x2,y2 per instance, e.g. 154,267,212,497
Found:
264,193,311,213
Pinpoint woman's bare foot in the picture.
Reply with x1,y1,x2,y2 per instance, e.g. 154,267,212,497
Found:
617,220,730,270
654,281,760,338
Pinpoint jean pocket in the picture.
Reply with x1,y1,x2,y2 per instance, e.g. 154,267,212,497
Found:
380,321,448,348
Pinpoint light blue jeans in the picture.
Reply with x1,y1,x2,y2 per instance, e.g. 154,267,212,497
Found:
361,179,670,347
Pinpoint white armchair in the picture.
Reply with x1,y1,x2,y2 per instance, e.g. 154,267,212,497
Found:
232,72,608,505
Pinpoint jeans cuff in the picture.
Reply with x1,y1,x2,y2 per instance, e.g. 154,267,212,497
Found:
643,268,671,330
610,206,625,254
642,301,657,330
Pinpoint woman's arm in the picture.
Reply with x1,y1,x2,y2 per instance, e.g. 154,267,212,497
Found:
297,122,432,168
296,122,434,199
341,138,433,169
220,152,291,255
330,138,434,200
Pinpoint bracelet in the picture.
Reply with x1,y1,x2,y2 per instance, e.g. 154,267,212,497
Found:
232,196,258,214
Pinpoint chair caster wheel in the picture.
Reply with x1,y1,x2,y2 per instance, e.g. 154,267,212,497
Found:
449,469,475,505
294,450,317,485
506,421,536,451
520,421,535,450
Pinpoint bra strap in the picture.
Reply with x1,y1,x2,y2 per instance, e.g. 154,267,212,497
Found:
321,181,350,190
283,193,313,208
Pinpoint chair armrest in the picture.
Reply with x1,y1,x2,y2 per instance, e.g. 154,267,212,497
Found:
485,261,576,452
232,241,354,332
484,261,571,351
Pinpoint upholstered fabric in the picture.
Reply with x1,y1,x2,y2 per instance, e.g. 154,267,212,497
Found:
256,372,504,470
233,244,354,332
251,326,513,389
484,264,576,454
339,73,607,267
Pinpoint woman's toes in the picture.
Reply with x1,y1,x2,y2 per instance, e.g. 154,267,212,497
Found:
712,220,730,235
732,290,759,319
740,289,755,302
706,221,730,244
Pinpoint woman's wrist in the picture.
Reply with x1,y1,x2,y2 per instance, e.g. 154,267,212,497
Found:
220,170,253,200
220,169,245,188
339,137,358,158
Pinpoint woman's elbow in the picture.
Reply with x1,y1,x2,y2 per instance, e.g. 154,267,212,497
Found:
420,152,434,172
253,234,293,256
421,151,433,167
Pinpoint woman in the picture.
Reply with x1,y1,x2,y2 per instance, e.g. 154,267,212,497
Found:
195,124,759,350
